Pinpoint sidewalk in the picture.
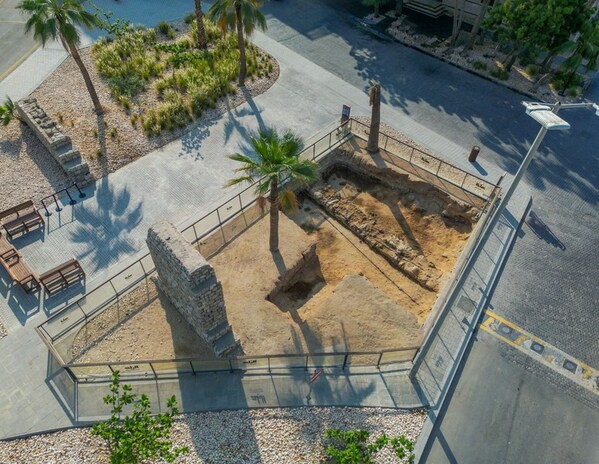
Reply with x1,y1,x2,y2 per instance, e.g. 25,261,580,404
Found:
0,5,524,440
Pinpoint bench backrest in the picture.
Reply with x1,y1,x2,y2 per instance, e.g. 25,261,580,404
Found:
0,200,35,220
39,258,81,281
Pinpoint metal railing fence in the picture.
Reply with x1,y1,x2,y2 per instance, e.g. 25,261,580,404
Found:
36,118,498,382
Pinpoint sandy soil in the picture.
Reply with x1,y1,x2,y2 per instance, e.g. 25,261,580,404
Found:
72,278,214,364
0,121,71,211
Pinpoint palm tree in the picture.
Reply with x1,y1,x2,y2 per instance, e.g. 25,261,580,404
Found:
0,97,18,126
207,0,267,86
194,0,208,50
19,0,103,114
367,83,381,154
227,129,317,252
559,19,599,94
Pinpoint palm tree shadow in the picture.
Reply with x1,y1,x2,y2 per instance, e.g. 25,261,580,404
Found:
68,179,143,272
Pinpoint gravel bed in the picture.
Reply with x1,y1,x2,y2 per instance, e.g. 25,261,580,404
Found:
0,121,71,210
29,36,279,180
0,407,426,463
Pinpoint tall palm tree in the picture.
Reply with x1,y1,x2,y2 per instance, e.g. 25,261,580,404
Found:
227,129,317,252
367,83,381,154
194,0,208,50
207,0,267,86
19,0,102,114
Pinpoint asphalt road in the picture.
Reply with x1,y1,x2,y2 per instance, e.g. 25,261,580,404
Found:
0,0,37,82
420,331,599,464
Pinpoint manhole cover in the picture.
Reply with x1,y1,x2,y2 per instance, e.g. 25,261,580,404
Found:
531,342,544,354
563,360,577,373
500,324,513,335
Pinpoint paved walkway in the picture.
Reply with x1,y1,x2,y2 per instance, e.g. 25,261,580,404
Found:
0,2,529,439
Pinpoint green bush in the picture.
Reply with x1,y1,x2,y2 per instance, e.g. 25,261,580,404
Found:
325,428,415,463
490,67,509,80
91,371,188,464
157,20,173,36
525,64,539,77
473,60,487,71
93,19,274,136
183,12,195,24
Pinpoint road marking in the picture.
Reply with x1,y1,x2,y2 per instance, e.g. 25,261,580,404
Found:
0,42,39,82
480,310,598,395
0,20,26,24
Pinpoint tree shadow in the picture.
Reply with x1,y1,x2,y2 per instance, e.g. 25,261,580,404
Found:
68,179,143,272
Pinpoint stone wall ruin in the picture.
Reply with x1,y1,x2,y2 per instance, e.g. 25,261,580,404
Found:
147,221,239,357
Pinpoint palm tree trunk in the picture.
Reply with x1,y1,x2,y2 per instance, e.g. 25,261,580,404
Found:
466,0,490,50
235,3,247,87
395,0,403,15
194,0,208,50
269,179,279,252
64,38,103,114
367,83,381,154
503,48,518,72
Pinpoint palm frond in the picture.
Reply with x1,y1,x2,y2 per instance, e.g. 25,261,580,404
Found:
278,189,299,212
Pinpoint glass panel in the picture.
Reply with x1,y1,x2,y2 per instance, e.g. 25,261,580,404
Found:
313,135,330,159
268,355,307,370
194,210,220,239
190,359,232,372
230,357,270,371
110,262,145,294
152,361,194,376
239,186,257,210
69,364,113,381
113,363,154,379
379,350,417,366
77,282,118,317
219,196,239,224
180,225,196,243
307,353,345,369
139,253,155,274
345,353,379,367
43,304,86,341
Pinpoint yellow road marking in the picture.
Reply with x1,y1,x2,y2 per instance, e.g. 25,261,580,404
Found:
0,42,39,82
485,310,546,345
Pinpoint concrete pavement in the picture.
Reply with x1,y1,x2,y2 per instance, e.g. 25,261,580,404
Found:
419,330,599,464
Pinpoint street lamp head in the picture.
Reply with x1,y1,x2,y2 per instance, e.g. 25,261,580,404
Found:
593,103,599,117
522,101,570,130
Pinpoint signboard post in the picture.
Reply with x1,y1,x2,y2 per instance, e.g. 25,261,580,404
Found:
341,105,351,124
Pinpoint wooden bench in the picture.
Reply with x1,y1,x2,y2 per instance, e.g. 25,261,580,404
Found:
38,258,85,294
0,200,44,239
0,233,40,293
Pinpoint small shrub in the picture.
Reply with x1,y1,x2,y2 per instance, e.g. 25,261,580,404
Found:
473,60,487,71
130,113,139,128
91,371,188,464
567,87,580,97
157,20,171,35
325,428,415,463
92,128,98,138
184,12,195,24
108,74,145,98
0,97,17,126
525,64,539,77
57,112,64,123
96,148,103,159
490,67,509,80
110,127,118,139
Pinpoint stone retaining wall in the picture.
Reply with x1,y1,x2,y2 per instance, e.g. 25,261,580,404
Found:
147,221,239,357
16,98,93,186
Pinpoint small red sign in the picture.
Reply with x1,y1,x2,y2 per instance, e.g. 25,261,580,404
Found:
309,369,323,384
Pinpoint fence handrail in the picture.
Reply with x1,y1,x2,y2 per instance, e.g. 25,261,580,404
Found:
65,346,421,369
349,118,498,196
37,117,497,377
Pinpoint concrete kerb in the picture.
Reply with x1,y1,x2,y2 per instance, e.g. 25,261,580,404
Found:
413,193,533,462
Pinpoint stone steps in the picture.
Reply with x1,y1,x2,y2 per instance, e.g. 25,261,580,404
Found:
405,0,446,18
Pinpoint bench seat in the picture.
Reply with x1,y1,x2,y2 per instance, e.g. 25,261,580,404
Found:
0,200,44,239
0,239,39,293
39,258,85,294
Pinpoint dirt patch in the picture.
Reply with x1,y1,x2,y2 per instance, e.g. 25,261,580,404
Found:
310,165,475,291
73,280,214,364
